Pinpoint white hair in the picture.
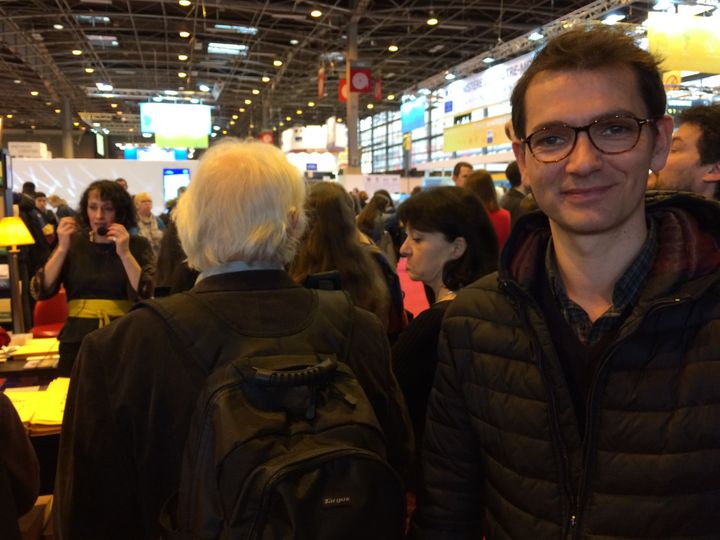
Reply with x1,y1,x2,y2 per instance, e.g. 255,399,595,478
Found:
174,139,306,271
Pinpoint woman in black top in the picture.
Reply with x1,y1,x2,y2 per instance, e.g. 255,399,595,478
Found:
31,180,154,375
391,186,498,489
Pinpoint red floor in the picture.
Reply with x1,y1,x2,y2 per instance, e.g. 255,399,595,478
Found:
397,257,428,318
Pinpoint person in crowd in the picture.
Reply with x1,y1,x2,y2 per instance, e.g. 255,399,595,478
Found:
47,194,76,219
465,169,511,250
289,181,400,334
451,161,473,187
499,161,527,224
34,191,57,226
30,180,154,376
115,177,129,191
357,191,391,244
391,186,498,490
132,192,165,260
654,103,720,199
54,140,412,540
21,182,36,196
0,393,40,540
411,25,720,538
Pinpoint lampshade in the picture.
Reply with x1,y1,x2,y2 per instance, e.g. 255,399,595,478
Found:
0,216,35,248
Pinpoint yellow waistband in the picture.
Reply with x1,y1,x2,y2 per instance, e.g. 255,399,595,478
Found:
67,299,133,328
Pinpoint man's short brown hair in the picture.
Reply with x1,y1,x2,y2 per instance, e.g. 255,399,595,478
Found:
511,25,666,139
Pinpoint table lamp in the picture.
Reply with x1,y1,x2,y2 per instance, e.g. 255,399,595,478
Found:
0,216,35,334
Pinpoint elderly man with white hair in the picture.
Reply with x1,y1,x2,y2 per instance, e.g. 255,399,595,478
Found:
54,139,413,540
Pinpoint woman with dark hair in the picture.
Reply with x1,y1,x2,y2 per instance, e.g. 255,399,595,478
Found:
289,182,391,329
465,169,511,250
392,186,498,489
31,180,154,375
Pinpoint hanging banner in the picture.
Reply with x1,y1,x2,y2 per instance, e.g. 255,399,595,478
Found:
338,79,349,102
258,131,274,145
317,66,325,98
373,77,382,101
350,67,372,92
647,12,720,74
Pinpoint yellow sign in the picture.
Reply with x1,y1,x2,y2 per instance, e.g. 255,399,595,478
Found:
443,114,511,153
647,12,720,74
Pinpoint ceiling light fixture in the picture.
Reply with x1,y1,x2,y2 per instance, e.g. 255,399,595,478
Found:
73,121,80,127
261,76,270,83
388,44,399,52
30,90,39,96
13,79,21,84
178,71,188,78
178,0,191,6
84,67,95,73
179,31,190,38
72,49,83,55
444,72,456,80
229,120,235,125
53,24,64,30
198,84,210,92
387,94,395,100
178,54,188,61
310,9,322,18
6,114,13,119
110,103,118,108
427,15,439,26
249,123,255,129
252,89,260,95
296,109,303,115
244,99,252,105
232,114,238,119
285,116,291,121
367,103,374,109
307,101,315,107
289,39,299,45
55,109,61,113
273,59,283,67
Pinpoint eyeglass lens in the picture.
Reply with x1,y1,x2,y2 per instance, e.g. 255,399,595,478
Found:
528,116,644,163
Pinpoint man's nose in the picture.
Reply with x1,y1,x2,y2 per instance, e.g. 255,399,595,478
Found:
565,131,603,174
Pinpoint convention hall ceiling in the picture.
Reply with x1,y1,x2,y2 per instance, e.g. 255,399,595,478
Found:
0,0,652,138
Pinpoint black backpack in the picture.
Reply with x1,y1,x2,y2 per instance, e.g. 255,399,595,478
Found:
140,290,406,540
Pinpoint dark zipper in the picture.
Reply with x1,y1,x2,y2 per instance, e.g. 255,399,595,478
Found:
500,279,577,537
570,295,692,538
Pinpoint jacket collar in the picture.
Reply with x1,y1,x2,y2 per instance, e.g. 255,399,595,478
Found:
191,269,300,293
499,192,720,301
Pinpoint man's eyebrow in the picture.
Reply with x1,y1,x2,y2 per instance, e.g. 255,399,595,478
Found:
526,109,642,134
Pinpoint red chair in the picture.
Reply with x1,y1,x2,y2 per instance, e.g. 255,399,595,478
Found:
31,289,69,338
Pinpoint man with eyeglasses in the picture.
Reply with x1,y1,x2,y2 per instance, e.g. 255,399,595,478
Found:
410,26,720,539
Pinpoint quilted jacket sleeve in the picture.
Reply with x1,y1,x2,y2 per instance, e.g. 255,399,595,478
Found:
409,320,484,539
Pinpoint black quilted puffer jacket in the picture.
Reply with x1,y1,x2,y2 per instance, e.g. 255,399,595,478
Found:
410,193,720,539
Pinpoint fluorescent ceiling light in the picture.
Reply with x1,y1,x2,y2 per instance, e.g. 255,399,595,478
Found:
207,42,248,56
528,31,544,41
87,35,119,46
213,24,258,35
602,14,626,25
96,82,113,91
198,84,210,92
75,15,111,24
164,90,179,95
483,57,495,63
444,72,456,80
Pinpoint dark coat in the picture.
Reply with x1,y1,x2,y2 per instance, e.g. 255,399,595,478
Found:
54,269,413,540
411,193,720,539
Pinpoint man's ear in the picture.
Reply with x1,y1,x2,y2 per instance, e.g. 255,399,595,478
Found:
702,161,720,183
650,115,674,173
449,236,467,260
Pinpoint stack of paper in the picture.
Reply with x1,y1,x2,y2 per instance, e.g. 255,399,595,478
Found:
9,338,60,360
3,377,70,435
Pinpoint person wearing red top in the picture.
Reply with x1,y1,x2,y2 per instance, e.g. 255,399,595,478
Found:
465,170,511,250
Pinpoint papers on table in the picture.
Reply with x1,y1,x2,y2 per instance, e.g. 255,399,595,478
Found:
3,377,70,434
10,338,60,359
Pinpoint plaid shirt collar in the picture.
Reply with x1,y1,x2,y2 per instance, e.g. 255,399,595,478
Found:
545,220,658,346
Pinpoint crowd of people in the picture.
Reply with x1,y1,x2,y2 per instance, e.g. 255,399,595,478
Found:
3,23,720,540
